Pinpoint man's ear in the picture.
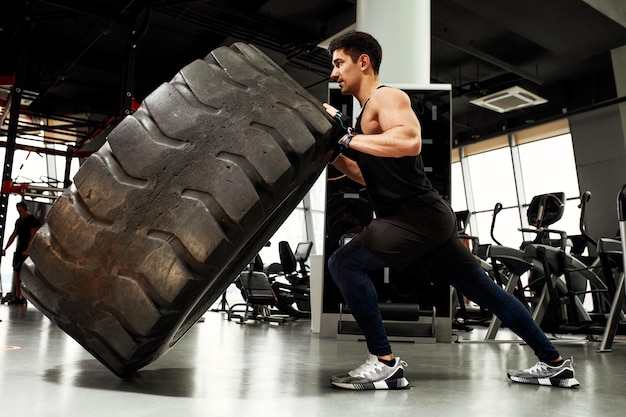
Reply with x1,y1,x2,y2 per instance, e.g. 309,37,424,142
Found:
358,54,371,71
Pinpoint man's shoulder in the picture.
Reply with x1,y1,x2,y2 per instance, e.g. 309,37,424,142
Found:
369,86,412,112
373,85,410,101
375,85,403,94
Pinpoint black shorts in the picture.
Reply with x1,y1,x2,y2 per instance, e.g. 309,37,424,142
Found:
354,197,478,279
12,252,27,272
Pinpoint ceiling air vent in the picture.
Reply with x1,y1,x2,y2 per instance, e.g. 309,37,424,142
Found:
470,86,547,113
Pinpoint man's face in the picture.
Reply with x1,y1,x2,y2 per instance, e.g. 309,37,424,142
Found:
330,48,361,95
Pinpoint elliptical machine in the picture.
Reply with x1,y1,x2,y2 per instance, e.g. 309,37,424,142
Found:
268,241,313,319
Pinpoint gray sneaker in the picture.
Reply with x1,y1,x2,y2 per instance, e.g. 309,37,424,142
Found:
507,357,580,388
330,354,409,390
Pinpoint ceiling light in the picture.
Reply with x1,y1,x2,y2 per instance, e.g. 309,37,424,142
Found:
470,86,547,113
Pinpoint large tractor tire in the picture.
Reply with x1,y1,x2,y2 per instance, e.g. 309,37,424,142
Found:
20,43,336,377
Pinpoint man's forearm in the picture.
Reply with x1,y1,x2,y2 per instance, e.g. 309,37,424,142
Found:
332,155,366,186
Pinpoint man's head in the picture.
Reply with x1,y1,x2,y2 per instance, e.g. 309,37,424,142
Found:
16,201,28,217
328,31,382,75
328,31,382,96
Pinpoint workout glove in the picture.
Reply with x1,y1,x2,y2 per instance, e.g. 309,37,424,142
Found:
328,111,352,164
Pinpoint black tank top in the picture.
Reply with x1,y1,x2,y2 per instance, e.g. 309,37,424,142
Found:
349,87,439,216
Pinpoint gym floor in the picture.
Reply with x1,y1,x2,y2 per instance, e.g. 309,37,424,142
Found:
1,285,625,417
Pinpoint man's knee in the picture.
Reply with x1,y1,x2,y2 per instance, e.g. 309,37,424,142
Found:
328,242,359,284
327,250,343,281
451,266,510,305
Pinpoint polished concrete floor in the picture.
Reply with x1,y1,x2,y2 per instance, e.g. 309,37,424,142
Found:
1,287,626,417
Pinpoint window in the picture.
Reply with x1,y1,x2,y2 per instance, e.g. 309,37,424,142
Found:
518,133,580,235
307,172,327,256
450,162,466,211
518,134,579,201
257,172,327,265
258,208,308,265
474,207,523,248
466,147,518,211
453,121,580,246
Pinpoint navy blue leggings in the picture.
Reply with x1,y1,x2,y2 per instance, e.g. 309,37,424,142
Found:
328,239,560,362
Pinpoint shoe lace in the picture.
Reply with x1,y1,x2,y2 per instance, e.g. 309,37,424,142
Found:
349,356,408,377
526,362,550,375
350,356,383,377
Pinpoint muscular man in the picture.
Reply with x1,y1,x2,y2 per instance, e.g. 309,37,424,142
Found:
324,31,579,390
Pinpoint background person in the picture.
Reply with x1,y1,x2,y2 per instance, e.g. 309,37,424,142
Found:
2,201,41,305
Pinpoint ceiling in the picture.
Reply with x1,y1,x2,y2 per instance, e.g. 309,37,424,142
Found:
2,0,626,152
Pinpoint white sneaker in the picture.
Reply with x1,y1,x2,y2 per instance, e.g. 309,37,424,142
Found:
507,357,580,388
330,354,409,390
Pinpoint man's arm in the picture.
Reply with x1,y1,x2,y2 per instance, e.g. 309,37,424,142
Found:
23,226,40,256
322,103,366,186
331,155,366,186
2,229,18,256
341,88,421,158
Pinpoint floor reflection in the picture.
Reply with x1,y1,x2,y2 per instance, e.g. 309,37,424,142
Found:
2,302,626,417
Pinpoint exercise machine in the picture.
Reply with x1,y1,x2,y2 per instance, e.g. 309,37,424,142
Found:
596,185,626,351
268,241,313,319
227,254,291,325
478,192,607,339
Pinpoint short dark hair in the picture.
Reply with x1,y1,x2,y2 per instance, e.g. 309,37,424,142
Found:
328,31,382,74
16,201,28,211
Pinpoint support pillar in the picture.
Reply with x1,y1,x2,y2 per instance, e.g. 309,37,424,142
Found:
610,45,626,149
0,1,32,272
570,45,626,239
356,0,431,84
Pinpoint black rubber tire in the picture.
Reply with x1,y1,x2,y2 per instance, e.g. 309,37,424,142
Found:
20,43,334,377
